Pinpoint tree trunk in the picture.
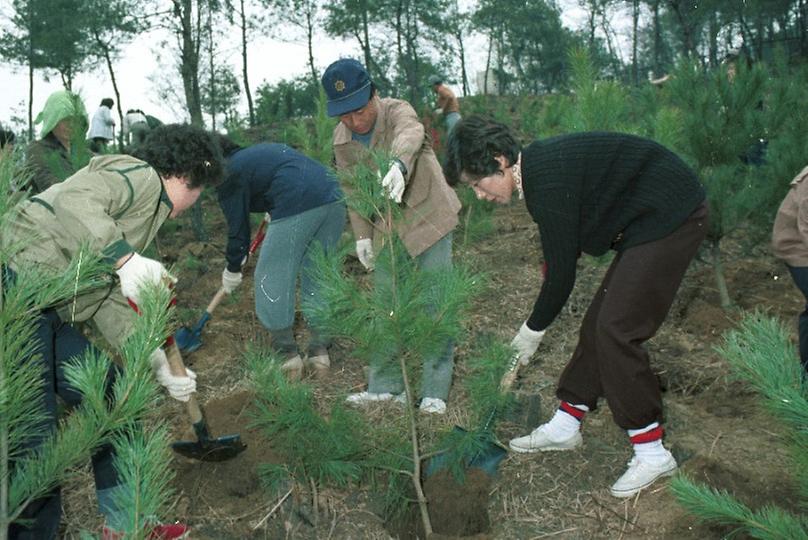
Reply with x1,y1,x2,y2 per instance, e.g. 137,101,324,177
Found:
239,0,255,126
632,0,639,85
208,5,216,131
94,31,125,151
305,5,317,88
653,0,663,78
361,0,372,76
710,240,732,310
484,33,492,95
175,0,204,127
27,61,33,141
457,30,468,97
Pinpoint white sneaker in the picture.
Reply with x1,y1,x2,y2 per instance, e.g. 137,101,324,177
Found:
345,391,404,406
419,398,446,415
610,455,677,498
509,425,583,453
305,352,330,379
281,354,304,381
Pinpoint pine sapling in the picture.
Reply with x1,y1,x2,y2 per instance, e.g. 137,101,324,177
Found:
304,150,481,535
671,312,808,538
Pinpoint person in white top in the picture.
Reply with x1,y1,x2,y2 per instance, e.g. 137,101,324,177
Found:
123,109,149,146
88,98,115,152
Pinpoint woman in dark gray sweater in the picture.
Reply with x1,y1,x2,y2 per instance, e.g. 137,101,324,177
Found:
446,116,707,499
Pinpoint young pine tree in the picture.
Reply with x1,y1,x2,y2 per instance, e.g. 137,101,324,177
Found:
665,59,768,309
303,150,480,535
670,312,808,538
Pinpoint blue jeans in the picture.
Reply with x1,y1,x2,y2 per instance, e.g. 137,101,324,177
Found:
787,265,808,374
367,232,455,401
445,112,461,134
4,266,120,539
254,201,346,355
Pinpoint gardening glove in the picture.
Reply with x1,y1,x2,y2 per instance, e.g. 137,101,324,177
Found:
221,268,242,294
116,253,176,305
433,107,443,115
510,321,546,366
379,163,406,203
150,348,197,402
355,238,374,271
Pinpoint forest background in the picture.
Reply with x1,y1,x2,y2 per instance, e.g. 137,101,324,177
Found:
1,0,805,138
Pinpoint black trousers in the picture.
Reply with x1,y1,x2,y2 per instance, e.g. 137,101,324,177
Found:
7,291,120,539
786,265,808,374
556,203,708,430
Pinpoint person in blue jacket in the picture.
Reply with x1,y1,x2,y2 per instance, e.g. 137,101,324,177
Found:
215,136,346,379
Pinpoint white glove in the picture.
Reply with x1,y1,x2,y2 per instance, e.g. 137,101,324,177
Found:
433,107,443,115
510,321,546,366
355,238,374,270
380,164,405,203
221,268,243,293
116,253,176,305
149,348,197,402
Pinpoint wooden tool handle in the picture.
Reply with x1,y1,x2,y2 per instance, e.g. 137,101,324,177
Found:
165,341,204,424
499,353,522,392
205,287,228,315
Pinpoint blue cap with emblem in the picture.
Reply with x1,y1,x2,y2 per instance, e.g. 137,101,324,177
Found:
321,58,372,117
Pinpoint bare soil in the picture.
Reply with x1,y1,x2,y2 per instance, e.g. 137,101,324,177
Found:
63,196,804,539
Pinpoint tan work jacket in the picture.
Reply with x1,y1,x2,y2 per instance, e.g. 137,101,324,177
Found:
332,97,460,257
436,85,460,114
773,165,808,267
5,154,172,346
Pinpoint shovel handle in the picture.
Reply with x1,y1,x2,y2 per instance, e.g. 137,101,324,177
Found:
165,342,204,425
499,353,522,392
205,287,228,314
247,214,270,256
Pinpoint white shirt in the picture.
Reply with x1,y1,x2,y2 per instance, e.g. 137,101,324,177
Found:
88,106,115,139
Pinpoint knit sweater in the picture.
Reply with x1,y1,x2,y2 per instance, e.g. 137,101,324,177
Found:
521,132,705,331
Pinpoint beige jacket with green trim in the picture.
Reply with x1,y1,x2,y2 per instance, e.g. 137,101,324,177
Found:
332,97,461,257
5,154,172,347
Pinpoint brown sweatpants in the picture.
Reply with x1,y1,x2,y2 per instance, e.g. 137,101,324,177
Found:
556,202,708,430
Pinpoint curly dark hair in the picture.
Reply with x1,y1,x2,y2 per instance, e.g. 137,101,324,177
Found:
132,124,223,188
445,115,521,186
214,133,244,158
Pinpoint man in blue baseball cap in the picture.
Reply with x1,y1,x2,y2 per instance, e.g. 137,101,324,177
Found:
321,58,462,415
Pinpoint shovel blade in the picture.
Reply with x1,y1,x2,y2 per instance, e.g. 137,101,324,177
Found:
171,433,246,462
425,426,508,478
175,326,202,353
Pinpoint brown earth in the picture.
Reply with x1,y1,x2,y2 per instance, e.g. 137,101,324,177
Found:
63,195,805,539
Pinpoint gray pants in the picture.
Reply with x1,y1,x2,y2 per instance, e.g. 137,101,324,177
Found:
445,112,461,133
254,201,346,355
367,232,455,401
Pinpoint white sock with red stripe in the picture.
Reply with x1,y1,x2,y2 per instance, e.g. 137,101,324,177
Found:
543,401,589,440
628,422,672,464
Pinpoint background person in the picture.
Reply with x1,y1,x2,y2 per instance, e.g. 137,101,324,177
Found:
123,109,150,146
24,89,88,194
88,97,115,153
3,124,223,539
428,75,461,133
215,136,346,380
321,58,461,415
446,115,707,497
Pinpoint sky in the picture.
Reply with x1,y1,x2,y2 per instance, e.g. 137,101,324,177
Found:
0,1,610,136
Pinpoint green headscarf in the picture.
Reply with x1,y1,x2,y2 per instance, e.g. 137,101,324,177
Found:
34,90,88,139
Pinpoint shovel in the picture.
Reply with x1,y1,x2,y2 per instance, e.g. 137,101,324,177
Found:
425,352,525,478
175,213,270,353
164,338,247,461
128,298,246,461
